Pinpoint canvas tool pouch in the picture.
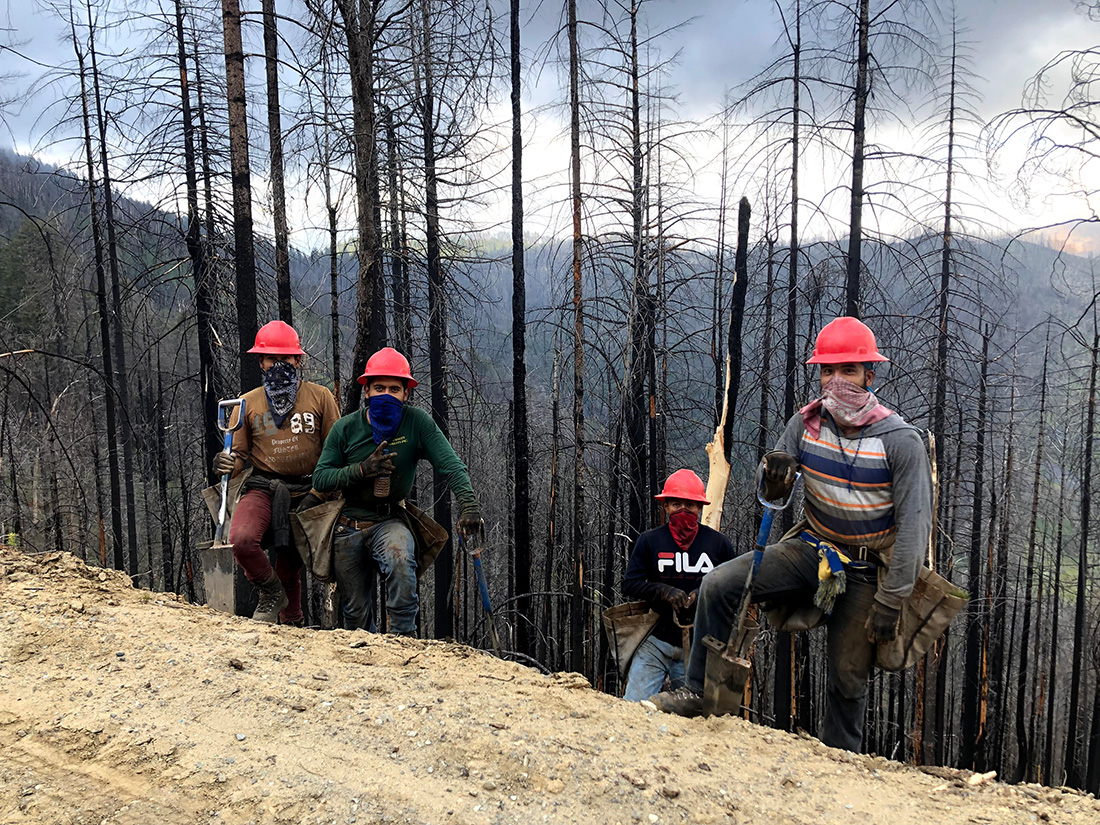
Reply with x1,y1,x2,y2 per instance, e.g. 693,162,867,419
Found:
875,565,967,671
290,497,346,582
396,501,449,576
602,601,659,679
763,519,828,632
201,468,252,533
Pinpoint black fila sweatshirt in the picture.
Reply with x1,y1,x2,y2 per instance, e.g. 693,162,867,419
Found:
623,523,736,647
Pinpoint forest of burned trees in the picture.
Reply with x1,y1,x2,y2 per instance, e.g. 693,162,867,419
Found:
1,0,1099,790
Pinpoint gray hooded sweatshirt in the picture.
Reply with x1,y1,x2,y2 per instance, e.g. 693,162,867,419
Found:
769,410,933,610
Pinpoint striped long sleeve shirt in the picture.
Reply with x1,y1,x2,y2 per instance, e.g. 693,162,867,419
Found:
771,410,932,610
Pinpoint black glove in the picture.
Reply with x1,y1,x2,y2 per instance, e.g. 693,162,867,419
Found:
653,584,696,613
761,451,798,500
457,512,483,538
866,601,900,644
356,441,396,479
212,451,236,477
296,492,323,512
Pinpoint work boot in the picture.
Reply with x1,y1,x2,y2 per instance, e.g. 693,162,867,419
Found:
253,571,288,624
649,686,705,718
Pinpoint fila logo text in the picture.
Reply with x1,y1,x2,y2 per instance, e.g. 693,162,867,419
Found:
656,552,715,575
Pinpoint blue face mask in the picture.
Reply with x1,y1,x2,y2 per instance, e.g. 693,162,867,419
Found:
368,393,405,444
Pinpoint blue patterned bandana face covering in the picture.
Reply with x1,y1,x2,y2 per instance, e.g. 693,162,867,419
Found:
368,393,405,444
262,361,299,428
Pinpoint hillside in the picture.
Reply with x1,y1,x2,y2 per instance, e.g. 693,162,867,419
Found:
1,547,1097,825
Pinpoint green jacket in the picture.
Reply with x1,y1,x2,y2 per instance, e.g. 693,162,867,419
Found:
312,404,478,521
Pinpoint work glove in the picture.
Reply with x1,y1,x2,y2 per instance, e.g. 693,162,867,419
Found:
457,512,484,539
761,451,798,501
866,601,900,644
652,584,696,614
356,441,396,479
212,451,236,477
296,492,323,512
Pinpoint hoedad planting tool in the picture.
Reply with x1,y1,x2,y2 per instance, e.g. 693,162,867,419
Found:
461,530,502,658
198,398,246,613
701,473,800,717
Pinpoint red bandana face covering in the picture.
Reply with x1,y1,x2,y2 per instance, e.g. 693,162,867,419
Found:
801,375,893,438
668,510,700,551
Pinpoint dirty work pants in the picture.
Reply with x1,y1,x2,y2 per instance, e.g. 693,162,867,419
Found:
333,518,418,636
624,636,685,702
228,488,304,624
685,536,878,752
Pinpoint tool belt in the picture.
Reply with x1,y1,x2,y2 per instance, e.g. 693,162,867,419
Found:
821,539,885,567
337,514,379,531
337,500,397,530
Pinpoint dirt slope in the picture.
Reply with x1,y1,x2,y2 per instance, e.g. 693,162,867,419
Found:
1,548,1096,825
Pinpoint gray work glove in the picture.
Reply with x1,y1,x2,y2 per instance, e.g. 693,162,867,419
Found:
212,451,236,477
653,584,696,614
761,451,798,501
866,601,900,644
356,441,396,479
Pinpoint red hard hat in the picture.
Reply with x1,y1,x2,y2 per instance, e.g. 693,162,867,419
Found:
247,320,306,355
806,317,889,365
358,347,418,389
654,469,710,504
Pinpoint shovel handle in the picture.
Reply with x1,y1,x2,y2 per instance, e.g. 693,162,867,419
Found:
460,533,502,657
472,549,503,657
732,506,775,640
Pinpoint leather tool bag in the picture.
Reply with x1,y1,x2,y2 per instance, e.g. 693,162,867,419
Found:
397,501,449,576
875,565,967,671
290,497,346,582
602,601,659,679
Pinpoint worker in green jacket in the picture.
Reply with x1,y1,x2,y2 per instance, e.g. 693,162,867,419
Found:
312,348,482,634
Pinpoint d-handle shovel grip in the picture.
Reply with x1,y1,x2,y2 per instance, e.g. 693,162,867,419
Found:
218,398,247,434
213,398,246,545
756,466,802,511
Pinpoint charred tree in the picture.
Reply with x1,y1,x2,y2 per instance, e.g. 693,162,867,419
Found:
960,327,991,770
510,0,532,657
221,0,260,391
844,0,869,318
261,0,293,323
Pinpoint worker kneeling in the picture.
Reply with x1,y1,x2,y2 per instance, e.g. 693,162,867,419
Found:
650,317,932,753
621,470,735,701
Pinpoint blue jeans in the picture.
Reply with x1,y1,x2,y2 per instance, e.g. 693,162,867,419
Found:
686,535,878,752
623,636,685,701
333,518,418,635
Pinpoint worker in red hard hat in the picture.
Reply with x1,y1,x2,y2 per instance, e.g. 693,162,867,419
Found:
312,347,482,635
651,317,932,753
618,469,735,701
215,321,341,625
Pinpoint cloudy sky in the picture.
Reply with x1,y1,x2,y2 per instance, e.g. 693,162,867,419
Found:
0,0,1095,247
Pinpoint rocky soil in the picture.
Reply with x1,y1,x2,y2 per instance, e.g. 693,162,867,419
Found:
1,547,1097,825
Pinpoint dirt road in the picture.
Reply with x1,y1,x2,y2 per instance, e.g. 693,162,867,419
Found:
1,547,1095,825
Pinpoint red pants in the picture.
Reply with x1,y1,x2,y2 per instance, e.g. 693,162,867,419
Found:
229,488,304,623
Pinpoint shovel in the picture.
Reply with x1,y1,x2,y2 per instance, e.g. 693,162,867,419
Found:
701,473,800,717
198,398,246,613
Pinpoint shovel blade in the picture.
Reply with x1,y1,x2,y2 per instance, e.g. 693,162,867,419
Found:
198,540,236,615
701,634,754,717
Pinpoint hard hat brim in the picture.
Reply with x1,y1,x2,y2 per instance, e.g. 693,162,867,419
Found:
247,344,307,355
806,352,889,365
358,373,419,389
653,492,711,505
